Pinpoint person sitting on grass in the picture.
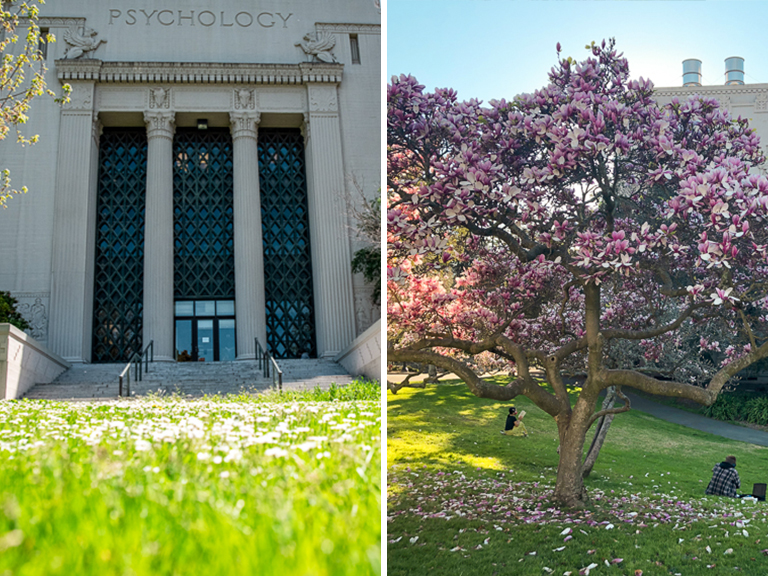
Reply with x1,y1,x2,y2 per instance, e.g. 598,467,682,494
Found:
705,455,740,497
500,406,528,437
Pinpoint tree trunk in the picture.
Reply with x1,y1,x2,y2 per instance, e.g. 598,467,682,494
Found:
582,386,617,478
553,420,590,508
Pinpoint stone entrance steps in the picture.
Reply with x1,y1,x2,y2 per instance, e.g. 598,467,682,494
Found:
23,359,354,401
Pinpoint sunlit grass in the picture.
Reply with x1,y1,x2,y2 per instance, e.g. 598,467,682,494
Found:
0,385,381,576
388,381,768,575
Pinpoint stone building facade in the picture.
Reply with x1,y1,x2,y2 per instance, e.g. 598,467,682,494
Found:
0,0,381,364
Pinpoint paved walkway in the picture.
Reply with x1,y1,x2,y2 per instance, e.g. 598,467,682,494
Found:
624,392,768,447
389,371,768,447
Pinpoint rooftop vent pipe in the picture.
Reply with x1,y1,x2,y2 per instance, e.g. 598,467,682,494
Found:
725,57,744,85
682,59,702,86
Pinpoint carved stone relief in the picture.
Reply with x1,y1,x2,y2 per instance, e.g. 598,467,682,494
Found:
308,85,338,114
756,94,768,113
63,82,95,112
149,87,170,109
63,26,107,59
353,290,379,335
13,293,49,344
234,89,256,110
295,31,338,63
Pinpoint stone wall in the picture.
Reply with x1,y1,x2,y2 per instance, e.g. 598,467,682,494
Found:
0,323,70,399
335,319,380,382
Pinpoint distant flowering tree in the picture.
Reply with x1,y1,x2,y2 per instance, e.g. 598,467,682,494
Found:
387,39,768,508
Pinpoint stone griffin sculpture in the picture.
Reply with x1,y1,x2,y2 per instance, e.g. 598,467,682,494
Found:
295,32,338,63
63,27,107,59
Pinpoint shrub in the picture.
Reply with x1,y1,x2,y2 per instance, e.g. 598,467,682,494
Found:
0,291,29,331
702,393,743,421
744,395,768,426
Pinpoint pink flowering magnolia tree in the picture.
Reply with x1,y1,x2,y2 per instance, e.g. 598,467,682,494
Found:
387,39,768,508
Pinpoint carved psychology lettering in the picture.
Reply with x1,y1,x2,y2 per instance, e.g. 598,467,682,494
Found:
108,9,293,29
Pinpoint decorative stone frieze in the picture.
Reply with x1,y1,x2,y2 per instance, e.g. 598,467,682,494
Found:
12,293,50,344
56,60,344,85
62,26,107,59
353,290,378,335
149,87,171,109
308,84,339,114
756,94,768,113
62,81,95,112
234,89,255,110
316,23,380,35
21,17,86,29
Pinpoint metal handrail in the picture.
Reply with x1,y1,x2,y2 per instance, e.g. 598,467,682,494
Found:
118,340,154,397
255,337,268,377
269,354,283,393
255,337,282,392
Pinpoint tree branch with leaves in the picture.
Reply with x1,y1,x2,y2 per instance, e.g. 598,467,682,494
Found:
1,0,70,207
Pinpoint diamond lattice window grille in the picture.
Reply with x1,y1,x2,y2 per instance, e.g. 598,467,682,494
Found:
258,129,316,359
92,129,147,363
173,129,235,300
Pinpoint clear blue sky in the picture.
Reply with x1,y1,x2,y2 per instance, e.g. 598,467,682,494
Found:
386,0,768,103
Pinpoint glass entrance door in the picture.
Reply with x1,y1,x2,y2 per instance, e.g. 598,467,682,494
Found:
174,300,235,362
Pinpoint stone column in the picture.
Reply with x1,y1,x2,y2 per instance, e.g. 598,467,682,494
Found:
143,111,176,362
304,83,356,357
48,81,100,363
230,111,267,359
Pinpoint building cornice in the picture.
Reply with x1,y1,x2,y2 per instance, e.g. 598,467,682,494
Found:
19,16,85,28
315,23,381,35
654,83,768,98
56,60,344,85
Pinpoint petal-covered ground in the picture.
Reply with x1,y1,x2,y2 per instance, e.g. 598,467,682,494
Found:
388,467,768,575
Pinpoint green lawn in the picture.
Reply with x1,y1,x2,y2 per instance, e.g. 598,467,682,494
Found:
388,381,768,576
0,383,381,576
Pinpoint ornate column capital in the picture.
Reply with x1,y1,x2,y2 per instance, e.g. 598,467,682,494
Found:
143,110,175,140
229,111,261,141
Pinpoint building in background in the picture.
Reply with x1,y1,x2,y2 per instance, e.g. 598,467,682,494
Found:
0,0,381,369
655,57,768,171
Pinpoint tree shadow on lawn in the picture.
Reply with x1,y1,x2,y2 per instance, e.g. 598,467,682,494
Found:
388,380,768,499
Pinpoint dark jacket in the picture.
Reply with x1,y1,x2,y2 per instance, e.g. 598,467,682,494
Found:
504,414,517,431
